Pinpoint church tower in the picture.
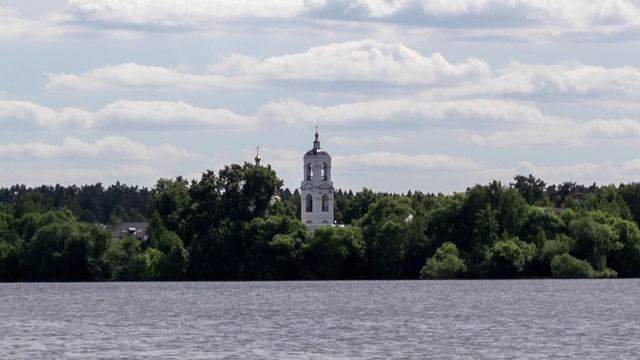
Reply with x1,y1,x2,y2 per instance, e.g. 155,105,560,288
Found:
301,128,334,231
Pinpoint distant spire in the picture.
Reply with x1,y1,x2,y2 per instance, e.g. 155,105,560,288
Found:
313,126,320,150
254,146,261,166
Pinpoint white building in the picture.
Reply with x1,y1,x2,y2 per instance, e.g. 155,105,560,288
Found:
300,129,334,231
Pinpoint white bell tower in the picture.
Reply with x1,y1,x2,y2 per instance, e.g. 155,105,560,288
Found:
300,128,334,231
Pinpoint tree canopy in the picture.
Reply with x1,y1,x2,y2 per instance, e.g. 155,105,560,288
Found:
2,170,640,281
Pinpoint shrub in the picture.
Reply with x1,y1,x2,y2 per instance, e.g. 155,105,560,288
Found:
420,242,467,279
550,253,596,278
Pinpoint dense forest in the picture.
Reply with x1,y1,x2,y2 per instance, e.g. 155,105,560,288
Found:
2,162,640,281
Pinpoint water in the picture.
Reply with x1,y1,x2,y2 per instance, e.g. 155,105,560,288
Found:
1,280,639,359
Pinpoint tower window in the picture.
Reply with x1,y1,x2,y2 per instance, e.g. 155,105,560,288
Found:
306,163,313,181
322,162,328,181
322,194,329,212
306,194,313,212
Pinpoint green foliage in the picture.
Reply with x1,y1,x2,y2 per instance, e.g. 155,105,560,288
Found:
242,215,309,280
5,167,640,281
146,212,189,280
512,174,547,205
484,237,535,278
151,177,190,239
25,214,104,281
359,197,413,279
132,248,166,280
539,235,574,265
619,183,640,225
0,241,21,281
550,253,596,278
420,242,467,279
424,194,463,246
581,186,633,220
568,215,619,271
336,188,379,225
304,226,363,279
102,236,144,281
520,207,564,246
607,218,640,277
186,163,283,280
473,204,500,247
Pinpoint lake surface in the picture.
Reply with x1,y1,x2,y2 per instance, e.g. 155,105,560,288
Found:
1,280,639,359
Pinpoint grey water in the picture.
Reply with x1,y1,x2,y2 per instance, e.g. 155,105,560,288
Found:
1,280,639,359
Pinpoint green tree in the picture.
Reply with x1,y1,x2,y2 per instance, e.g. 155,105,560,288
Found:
129,248,165,280
511,174,547,205
242,215,309,279
147,212,189,280
607,218,640,277
484,237,535,278
420,242,467,279
0,241,22,281
581,186,632,220
536,235,574,275
520,207,564,246
568,215,619,271
550,253,596,278
473,204,500,246
186,163,283,280
359,197,413,279
304,226,363,279
26,219,97,281
102,236,143,281
151,177,191,240
619,183,640,225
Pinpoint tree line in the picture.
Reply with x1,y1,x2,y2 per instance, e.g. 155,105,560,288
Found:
2,166,640,281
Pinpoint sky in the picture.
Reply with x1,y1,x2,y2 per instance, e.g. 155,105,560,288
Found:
1,0,640,193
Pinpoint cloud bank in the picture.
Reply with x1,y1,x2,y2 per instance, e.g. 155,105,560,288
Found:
0,100,253,130
46,41,640,104
4,1,639,40
0,137,199,161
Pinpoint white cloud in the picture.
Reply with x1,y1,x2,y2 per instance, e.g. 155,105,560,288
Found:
0,100,253,130
91,100,253,130
0,100,92,128
334,152,483,171
0,6,73,39
2,1,640,41
213,40,490,85
0,137,200,161
63,0,640,28
0,165,159,187
436,62,640,100
257,97,565,126
46,63,234,90
338,0,640,27
583,118,640,137
56,0,640,41
47,40,490,90
4,96,640,149
329,135,402,145
65,0,326,26
620,159,640,174
3,97,557,131
45,42,640,103
468,117,640,146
